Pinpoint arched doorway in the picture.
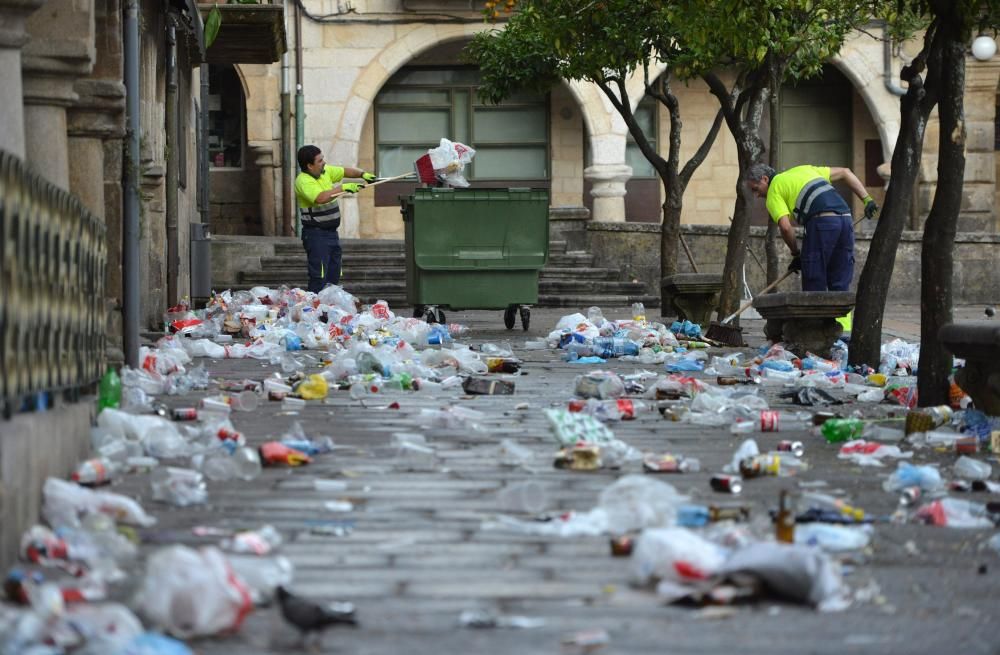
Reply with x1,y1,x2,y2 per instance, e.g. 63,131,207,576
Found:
206,63,257,235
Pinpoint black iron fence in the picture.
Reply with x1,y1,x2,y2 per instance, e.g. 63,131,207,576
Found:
1,150,107,417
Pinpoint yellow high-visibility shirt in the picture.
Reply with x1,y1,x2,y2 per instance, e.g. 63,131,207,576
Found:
295,165,345,209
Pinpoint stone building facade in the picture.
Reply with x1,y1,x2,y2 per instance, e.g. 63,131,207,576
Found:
223,2,1000,242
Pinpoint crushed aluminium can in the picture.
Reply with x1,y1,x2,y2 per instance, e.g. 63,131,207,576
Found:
710,474,743,494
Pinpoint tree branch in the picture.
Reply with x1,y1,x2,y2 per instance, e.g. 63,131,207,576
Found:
680,107,724,186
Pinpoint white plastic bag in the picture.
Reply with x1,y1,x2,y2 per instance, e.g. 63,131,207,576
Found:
631,527,727,586
427,138,475,187
137,546,253,638
597,475,686,535
42,478,156,529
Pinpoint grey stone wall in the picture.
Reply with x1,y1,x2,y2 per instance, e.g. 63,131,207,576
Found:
586,222,1000,305
0,401,94,569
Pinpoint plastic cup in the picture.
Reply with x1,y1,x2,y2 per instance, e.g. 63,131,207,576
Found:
281,397,306,412
496,481,548,514
232,390,260,412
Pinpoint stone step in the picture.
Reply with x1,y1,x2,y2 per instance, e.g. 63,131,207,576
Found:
273,239,570,257
255,261,621,282
238,273,644,297
273,239,404,257
261,254,406,269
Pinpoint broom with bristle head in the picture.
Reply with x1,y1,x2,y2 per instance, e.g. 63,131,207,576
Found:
705,269,796,346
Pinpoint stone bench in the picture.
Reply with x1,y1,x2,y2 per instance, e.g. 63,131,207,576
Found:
752,291,854,357
939,321,1000,415
660,274,723,327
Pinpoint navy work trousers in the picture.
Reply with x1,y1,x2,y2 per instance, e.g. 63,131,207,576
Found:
301,225,342,293
801,213,854,292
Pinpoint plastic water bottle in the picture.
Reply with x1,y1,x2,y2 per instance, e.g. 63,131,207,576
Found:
98,367,121,412
593,337,639,359
730,410,812,433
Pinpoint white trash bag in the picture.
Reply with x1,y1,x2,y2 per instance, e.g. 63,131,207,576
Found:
137,546,253,639
427,138,475,187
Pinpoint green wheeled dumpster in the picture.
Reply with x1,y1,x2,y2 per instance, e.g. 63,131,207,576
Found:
400,187,549,330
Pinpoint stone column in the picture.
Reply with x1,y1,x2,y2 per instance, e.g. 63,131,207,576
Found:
963,55,1000,233
584,163,632,223
584,132,631,222
21,0,95,190
0,0,46,158
250,143,277,236
67,79,124,216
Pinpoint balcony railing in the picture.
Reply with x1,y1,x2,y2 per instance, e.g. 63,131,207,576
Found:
0,150,107,418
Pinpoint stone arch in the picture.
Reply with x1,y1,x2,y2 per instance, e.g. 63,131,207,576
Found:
830,40,902,161
332,24,494,164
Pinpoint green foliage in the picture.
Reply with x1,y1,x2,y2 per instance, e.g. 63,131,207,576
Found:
205,5,222,48
466,0,675,104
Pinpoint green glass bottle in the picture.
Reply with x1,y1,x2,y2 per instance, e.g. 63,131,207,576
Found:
98,366,121,411
819,418,865,443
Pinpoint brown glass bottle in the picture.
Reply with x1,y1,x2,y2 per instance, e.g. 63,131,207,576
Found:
775,489,796,543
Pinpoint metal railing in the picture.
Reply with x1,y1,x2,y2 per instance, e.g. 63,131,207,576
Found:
1,150,107,417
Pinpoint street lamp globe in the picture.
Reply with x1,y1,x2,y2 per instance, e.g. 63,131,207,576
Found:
972,35,997,62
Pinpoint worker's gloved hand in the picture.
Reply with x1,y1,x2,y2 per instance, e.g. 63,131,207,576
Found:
788,254,802,274
361,172,377,183
341,182,363,194
863,195,879,220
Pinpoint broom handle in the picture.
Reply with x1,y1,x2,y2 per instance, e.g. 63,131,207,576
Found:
722,269,796,324
679,232,699,274
329,172,416,200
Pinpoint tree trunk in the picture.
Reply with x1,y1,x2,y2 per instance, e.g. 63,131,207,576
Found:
660,182,682,281
718,101,767,318
918,25,965,407
766,63,782,285
849,27,940,369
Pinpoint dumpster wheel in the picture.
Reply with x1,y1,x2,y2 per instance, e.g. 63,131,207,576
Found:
423,306,445,324
504,305,517,330
519,305,530,331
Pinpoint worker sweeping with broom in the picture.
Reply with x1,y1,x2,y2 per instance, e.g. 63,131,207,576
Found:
745,162,878,338
745,162,876,291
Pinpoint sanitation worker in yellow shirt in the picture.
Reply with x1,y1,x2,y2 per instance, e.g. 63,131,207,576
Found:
745,162,878,334
294,145,376,293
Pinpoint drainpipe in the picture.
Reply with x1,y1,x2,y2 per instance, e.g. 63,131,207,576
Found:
883,24,906,97
199,64,209,224
294,0,304,236
165,19,179,306
281,52,292,236
123,0,141,368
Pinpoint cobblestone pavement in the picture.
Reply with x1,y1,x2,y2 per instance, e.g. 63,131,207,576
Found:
109,305,1000,654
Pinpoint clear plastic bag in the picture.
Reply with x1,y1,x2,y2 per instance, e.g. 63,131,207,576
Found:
427,138,476,187
137,546,253,638
631,527,726,586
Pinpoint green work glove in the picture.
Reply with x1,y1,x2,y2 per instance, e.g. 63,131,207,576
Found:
361,172,377,183
863,195,879,220
341,182,363,194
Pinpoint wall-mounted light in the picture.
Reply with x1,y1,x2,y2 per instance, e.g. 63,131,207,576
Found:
971,35,997,62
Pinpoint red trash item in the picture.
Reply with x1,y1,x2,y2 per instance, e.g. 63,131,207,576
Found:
259,441,312,466
414,154,437,184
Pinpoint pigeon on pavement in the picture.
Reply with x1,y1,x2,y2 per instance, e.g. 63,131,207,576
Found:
276,585,357,649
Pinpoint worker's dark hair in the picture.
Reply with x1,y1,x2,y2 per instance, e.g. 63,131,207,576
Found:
746,162,775,182
297,145,321,172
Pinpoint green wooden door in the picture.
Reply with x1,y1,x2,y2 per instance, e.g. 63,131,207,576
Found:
780,66,853,200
